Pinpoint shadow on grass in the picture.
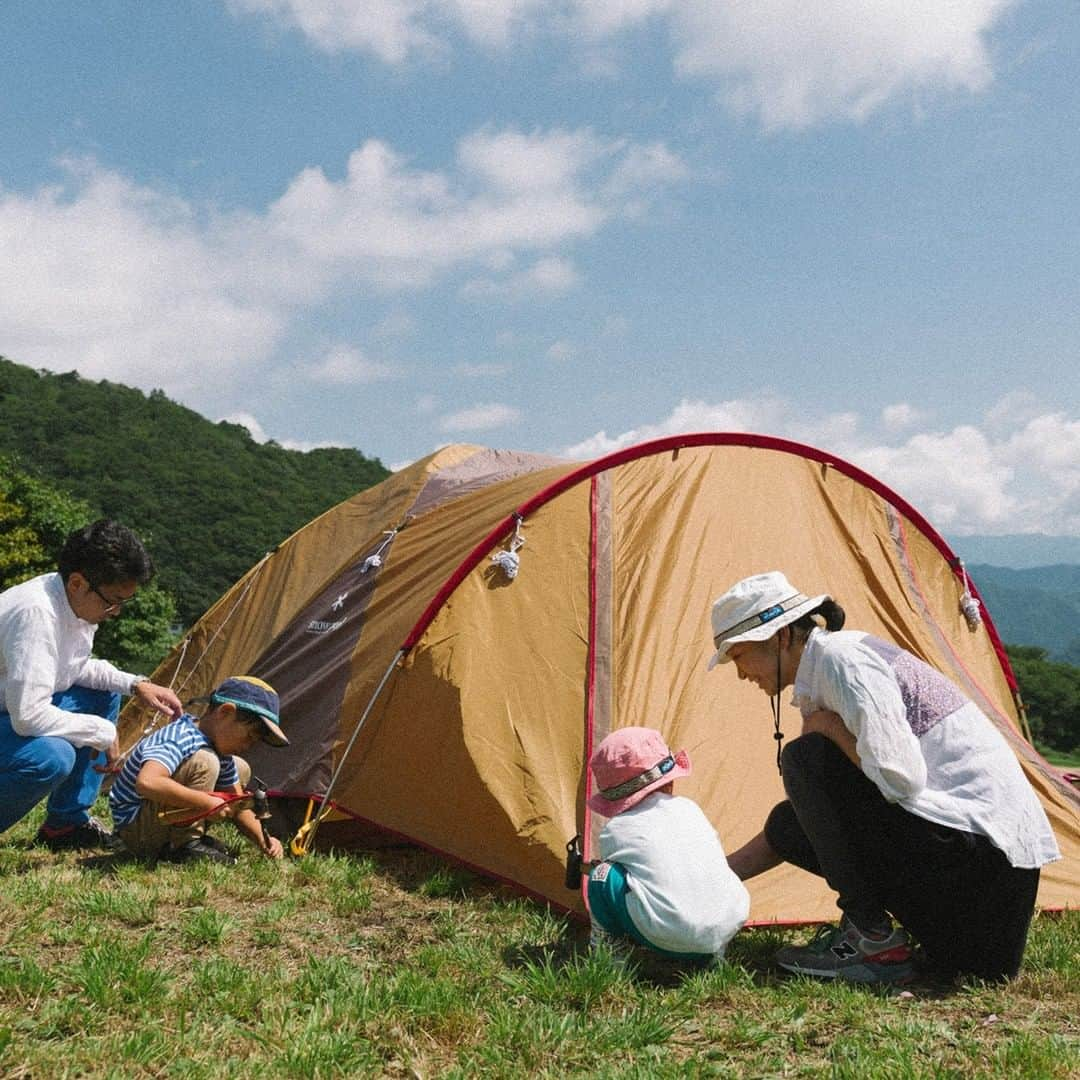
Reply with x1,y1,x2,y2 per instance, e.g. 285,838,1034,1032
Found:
501,927,753,990
498,923,966,996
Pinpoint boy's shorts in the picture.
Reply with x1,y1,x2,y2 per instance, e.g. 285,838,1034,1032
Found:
586,860,714,962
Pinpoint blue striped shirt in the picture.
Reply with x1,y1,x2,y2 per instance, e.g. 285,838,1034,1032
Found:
109,714,239,827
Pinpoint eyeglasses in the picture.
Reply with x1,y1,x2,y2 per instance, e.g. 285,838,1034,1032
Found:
90,584,135,614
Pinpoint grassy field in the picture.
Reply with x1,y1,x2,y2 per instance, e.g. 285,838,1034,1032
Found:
1,805,1077,1079
1040,747,1080,772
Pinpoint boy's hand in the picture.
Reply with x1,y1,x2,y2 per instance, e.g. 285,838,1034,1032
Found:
204,796,237,822
263,835,284,859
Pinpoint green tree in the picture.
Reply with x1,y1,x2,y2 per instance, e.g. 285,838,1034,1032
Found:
0,357,390,625
0,453,179,672
1061,638,1080,667
1006,644,1080,755
0,454,93,586
93,582,179,673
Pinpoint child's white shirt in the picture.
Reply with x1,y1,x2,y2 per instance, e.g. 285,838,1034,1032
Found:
597,792,750,956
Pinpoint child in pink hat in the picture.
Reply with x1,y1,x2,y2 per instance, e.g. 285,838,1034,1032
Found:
586,726,749,964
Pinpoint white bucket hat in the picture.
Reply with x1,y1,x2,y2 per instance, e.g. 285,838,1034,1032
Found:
707,571,827,670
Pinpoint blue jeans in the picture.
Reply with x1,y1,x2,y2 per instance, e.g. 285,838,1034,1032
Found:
0,687,121,834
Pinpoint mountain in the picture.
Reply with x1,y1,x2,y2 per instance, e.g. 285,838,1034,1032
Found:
968,564,1080,664
947,534,1080,569
0,357,389,625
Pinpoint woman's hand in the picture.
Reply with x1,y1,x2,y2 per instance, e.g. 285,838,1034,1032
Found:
802,710,860,765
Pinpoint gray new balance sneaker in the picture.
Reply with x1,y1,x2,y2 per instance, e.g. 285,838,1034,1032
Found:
776,916,915,985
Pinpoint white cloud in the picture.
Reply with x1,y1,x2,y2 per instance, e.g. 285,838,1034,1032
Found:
439,402,523,432
562,398,1080,536
457,127,610,195
526,256,581,292
455,362,510,377
227,0,441,64
546,340,577,362
984,389,1044,429
0,160,283,398
882,403,924,432
562,395,790,457
854,427,1017,533
307,344,400,383
230,0,559,60
601,314,630,337
1,126,678,402
217,409,347,450
462,255,581,298
999,414,1080,534
266,130,679,288
230,1,1016,128
603,142,689,197
372,311,418,339
574,0,673,36
219,411,271,442
280,436,351,451
666,0,1011,129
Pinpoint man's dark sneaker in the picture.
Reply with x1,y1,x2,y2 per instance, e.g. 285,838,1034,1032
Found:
159,838,237,866
775,916,915,985
34,816,123,852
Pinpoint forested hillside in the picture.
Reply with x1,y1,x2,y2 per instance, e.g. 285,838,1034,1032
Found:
970,564,1080,665
0,357,389,625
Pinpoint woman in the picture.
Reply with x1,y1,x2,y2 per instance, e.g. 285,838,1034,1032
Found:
709,571,1059,984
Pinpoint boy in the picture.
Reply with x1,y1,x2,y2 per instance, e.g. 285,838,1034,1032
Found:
109,676,287,864
586,726,750,963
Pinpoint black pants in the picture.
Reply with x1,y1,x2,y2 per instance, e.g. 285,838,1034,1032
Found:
764,732,1040,980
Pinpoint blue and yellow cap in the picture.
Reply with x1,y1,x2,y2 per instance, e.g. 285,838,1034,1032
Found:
203,675,288,747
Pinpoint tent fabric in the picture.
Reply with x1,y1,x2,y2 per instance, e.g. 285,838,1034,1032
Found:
119,434,1080,924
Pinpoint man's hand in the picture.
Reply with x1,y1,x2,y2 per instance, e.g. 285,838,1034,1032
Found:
133,680,183,720
93,736,123,773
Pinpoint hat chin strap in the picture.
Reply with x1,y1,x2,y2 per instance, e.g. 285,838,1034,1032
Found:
772,635,784,776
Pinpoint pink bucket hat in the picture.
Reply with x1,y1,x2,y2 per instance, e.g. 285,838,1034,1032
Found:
587,727,691,817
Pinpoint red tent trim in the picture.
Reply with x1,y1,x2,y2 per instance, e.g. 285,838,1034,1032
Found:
399,432,1016,693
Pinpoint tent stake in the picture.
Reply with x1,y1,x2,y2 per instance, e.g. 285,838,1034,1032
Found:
290,648,405,856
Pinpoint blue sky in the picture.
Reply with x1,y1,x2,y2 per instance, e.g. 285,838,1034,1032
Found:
2,1,1078,537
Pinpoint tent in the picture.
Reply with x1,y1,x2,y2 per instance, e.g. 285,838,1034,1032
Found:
118,434,1080,923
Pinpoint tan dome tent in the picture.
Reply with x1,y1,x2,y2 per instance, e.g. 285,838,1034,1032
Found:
119,434,1080,923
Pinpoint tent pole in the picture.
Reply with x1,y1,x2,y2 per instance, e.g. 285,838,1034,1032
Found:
290,648,405,856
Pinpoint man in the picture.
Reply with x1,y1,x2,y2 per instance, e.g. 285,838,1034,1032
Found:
0,519,182,849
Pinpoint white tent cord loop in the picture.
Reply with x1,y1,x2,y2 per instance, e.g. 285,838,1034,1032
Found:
362,529,398,573
958,560,982,630
490,515,526,580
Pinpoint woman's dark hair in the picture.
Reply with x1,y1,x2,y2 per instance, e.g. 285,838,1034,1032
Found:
790,598,845,641
58,519,155,586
